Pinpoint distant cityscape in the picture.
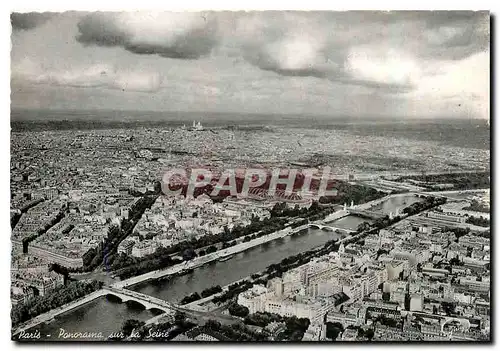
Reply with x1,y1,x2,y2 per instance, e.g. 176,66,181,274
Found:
10,116,491,342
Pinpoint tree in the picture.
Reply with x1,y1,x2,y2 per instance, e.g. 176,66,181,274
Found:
357,222,370,232
174,311,187,324
201,285,223,298
228,303,250,317
206,245,217,254
284,316,310,340
326,322,344,340
379,316,398,328
121,319,145,337
205,319,222,331
11,280,103,327
180,292,201,305
182,247,197,261
449,256,462,266
465,214,489,227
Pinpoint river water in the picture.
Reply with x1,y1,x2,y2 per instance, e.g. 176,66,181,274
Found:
28,227,340,340
368,194,421,214
31,296,157,341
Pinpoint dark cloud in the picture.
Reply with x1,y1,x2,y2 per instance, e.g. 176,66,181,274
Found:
76,12,218,60
243,46,334,80
75,13,128,47
419,11,490,60
71,11,488,84
11,11,489,119
233,11,489,90
11,12,54,31
244,48,414,92
417,10,489,28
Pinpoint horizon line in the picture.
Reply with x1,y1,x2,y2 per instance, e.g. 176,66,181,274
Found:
10,107,488,121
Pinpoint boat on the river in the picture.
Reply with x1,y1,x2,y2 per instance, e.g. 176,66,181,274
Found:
218,255,234,262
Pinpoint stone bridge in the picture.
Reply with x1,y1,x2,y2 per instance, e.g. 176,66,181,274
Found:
308,223,355,234
103,287,179,313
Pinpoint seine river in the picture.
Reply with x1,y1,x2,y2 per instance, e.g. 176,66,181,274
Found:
369,194,421,215
29,195,420,341
31,227,342,340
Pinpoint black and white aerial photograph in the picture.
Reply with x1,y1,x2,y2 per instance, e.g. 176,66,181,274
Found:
9,9,491,343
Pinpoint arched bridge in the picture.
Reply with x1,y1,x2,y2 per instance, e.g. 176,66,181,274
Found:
308,223,355,234
103,286,179,313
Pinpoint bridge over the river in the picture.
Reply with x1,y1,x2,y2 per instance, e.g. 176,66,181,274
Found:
308,223,355,234
103,286,180,313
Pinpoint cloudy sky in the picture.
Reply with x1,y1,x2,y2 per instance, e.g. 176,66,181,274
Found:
11,11,489,119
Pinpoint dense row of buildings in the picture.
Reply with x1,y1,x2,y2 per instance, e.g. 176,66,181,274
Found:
237,204,490,341
11,260,64,306
10,127,490,341
117,194,273,257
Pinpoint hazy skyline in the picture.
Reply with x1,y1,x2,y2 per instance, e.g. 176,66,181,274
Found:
11,11,489,119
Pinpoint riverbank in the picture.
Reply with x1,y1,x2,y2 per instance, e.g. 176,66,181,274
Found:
13,290,108,337
16,193,434,339
113,223,310,289
173,194,445,317
14,224,327,338
19,227,340,340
